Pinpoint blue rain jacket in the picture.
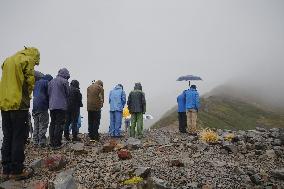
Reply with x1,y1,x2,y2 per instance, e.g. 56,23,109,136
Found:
32,74,53,113
185,88,200,110
109,85,126,112
177,91,186,112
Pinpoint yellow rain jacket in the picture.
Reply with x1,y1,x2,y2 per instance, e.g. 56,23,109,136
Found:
0,47,40,111
123,106,130,118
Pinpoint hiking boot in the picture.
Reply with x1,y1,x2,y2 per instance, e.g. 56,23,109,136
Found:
52,144,64,150
10,167,34,181
0,173,10,182
64,135,71,141
72,137,81,142
39,143,46,148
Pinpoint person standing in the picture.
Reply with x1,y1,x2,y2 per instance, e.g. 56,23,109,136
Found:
127,83,146,138
64,80,83,141
48,68,70,149
177,90,187,133
0,47,40,179
109,84,126,137
87,80,104,141
32,74,53,147
185,85,200,134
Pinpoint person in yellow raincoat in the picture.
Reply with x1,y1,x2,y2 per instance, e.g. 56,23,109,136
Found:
0,47,40,180
123,106,131,134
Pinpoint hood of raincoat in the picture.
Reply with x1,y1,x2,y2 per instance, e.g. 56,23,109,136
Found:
109,85,126,111
95,80,103,87
43,74,53,82
71,80,80,89
17,47,40,65
134,83,142,90
57,68,70,80
114,84,123,90
0,47,40,111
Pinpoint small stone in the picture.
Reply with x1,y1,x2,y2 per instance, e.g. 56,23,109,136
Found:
126,137,142,149
250,174,262,185
271,168,284,180
170,160,184,167
272,139,282,146
202,184,213,189
172,138,179,143
135,167,151,178
192,152,201,158
234,167,245,175
102,142,116,153
70,142,88,155
187,182,198,188
149,177,170,189
222,144,238,154
30,159,43,170
256,127,266,132
265,149,276,158
33,181,49,189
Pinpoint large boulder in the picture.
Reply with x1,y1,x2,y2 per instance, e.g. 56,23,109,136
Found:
135,167,151,178
70,142,88,155
117,149,132,160
101,140,117,153
126,138,142,149
53,169,77,189
0,180,23,189
30,159,43,170
43,155,67,171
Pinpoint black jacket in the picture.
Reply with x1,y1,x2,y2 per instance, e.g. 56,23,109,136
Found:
68,80,83,112
127,83,146,113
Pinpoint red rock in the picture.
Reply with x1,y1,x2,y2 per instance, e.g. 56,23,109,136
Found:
117,149,132,160
33,182,48,189
102,140,118,153
43,155,67,171
170,160,184,167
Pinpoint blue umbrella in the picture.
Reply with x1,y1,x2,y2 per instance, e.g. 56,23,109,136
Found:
177,75,202,81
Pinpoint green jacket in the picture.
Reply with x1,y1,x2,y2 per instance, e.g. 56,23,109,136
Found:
0,47,40,111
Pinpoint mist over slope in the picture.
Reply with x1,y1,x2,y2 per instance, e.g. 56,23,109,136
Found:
152,85,284,130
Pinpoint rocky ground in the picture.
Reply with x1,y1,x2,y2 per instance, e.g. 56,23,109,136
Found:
0,126,284,189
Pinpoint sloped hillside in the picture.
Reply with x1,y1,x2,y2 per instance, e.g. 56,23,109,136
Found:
152,95,284,130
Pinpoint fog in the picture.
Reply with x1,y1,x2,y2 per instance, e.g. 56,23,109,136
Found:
0,0,283,132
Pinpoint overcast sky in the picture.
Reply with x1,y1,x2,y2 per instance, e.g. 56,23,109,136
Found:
0,0,283,132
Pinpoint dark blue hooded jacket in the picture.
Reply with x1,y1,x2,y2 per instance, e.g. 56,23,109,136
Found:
33,74,53,113
177,90,186,112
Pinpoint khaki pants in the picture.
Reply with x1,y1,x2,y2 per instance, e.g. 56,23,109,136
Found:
187,109,197,132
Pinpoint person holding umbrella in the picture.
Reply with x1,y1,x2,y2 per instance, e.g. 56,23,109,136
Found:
185,85,200,134
177,75,202,134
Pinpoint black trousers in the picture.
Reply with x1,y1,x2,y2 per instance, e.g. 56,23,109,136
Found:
88,110,101,140
49,110,66,147
178,112,187,133
1,110,29,174
64,110,80,138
